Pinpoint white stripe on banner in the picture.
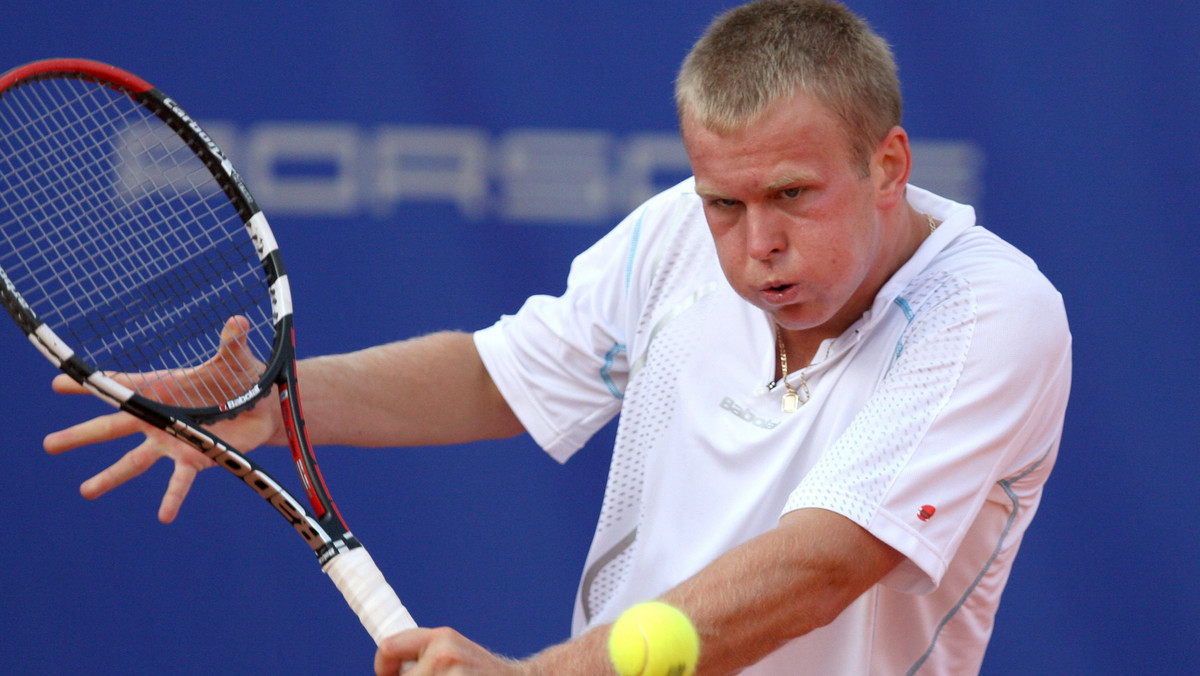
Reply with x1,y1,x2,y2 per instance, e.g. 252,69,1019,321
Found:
200,121,984,224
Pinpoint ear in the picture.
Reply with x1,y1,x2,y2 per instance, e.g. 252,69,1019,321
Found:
871,126,911,210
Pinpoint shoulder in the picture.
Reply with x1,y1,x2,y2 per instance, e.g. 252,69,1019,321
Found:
608,178,716,291
897,189,1066,334
935,227,1067,323
907,227,1071,374
625,177,706,248
560,178,701,284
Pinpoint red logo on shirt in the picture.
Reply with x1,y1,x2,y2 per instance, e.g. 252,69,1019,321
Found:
918,505,936,522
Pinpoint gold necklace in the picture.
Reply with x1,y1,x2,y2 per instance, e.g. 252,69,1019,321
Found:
927,213,938,233
776,326,809,413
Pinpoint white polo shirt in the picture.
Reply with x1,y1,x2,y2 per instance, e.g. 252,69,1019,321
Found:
474,181,1071,675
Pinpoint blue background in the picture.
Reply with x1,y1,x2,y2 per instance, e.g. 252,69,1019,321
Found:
1,1,1197,674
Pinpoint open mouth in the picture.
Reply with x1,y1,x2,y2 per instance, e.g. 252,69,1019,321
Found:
760,282,797,305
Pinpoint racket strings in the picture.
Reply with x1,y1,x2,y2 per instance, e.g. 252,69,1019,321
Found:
0,73,275,411
1,78,169,295
1,79,127,299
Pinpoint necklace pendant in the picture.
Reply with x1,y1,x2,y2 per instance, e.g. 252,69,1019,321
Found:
781,390,800,413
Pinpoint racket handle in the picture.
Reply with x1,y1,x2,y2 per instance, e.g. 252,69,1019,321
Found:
324,546,419,644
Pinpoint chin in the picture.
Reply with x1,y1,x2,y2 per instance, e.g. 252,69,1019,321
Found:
769,310,827,331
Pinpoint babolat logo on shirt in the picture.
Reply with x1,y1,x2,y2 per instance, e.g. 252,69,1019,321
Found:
720,397,780,430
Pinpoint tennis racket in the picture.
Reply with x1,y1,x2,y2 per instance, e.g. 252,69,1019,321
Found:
0,58,417,645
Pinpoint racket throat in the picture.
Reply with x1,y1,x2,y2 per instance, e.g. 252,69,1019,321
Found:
279,384,327,517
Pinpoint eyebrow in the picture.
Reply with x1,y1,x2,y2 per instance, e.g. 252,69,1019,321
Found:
695,171,820,201
694,183,730,201
762,171,820,193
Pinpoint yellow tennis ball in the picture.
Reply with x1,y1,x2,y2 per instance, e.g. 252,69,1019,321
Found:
607,601,700,676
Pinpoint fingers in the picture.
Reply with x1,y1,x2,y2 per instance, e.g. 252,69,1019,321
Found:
51,372,88,394
79,442,162,500
44,411,144,455
53,416,215,521
375,629,427,675
374,627,521,676
158,460,200,524
45,345,241,522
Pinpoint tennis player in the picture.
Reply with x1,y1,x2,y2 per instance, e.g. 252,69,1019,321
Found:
46,1,1071,674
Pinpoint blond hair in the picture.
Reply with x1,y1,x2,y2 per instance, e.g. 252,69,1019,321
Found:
676,0,902,174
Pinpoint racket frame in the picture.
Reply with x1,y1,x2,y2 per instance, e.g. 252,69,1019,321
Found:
0,59,412,636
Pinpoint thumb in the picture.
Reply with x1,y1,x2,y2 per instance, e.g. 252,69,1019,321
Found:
212,315,262,388
217,315,254,360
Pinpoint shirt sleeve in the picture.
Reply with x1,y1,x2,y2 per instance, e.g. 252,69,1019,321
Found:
783,262,1072,593
473,199,656,462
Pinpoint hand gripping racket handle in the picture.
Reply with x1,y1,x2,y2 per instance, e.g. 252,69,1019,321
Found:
324,547,419,644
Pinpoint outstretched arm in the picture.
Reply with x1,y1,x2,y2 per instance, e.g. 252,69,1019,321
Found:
296,330,524,448
373,508,903,675
44,329,523,521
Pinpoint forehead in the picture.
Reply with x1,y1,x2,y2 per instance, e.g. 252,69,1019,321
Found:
683,91,855,194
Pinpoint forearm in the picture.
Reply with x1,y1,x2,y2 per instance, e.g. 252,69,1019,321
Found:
524,627,613,676
524,509,902,676
286,330,524,448
660,511,896,674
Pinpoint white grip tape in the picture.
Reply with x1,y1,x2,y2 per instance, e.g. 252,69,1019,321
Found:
324,547,418,644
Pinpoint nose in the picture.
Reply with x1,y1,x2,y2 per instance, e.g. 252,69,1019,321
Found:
744,206,786,261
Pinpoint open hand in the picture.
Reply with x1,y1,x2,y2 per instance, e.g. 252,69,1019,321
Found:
42,317,281,523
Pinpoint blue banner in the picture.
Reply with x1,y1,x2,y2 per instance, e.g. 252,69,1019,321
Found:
0,1,1196,674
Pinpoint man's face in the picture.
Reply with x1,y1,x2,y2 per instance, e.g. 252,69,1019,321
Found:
683,92,888,336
